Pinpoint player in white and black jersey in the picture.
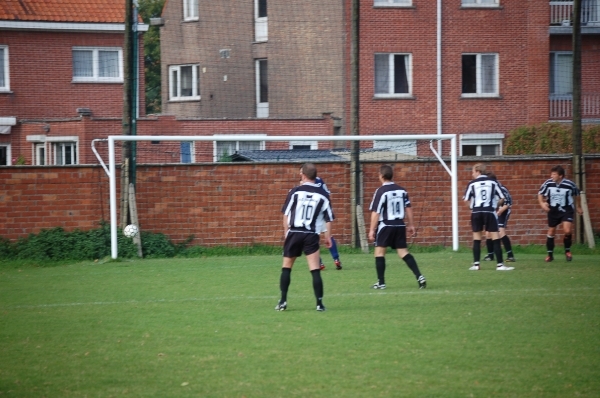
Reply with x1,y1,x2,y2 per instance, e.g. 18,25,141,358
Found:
537,165,583,262
483,173,516,263
315,177,342,270
368,164,426,290
276,163,334,312
463,163,513,271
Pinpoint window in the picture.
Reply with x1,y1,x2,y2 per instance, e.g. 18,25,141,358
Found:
255,0,268,41
374,53,412,97
0,46,9,92
550,52,573,96
256,59,269,118
289,141,318,150
374,0,412,6
54,142,77,165
169,64,200,101
0,144,10,165
35,143,46,165
213,136,265,162
183,0,199,21
462,53,498,97
180,142,194,163
72,47,123,82
460,134,504,156
462,0,499,6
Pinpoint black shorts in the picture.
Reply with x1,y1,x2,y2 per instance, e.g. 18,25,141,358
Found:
375,225,407,249
471,212,499,233
548,211,574,228
498,208,511,229
283,232,320,258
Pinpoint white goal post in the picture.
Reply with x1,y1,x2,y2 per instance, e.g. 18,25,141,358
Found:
94,134,458,258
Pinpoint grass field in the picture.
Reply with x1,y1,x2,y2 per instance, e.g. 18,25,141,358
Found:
1,250,599,397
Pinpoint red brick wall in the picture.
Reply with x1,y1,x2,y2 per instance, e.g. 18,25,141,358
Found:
2,157,598,249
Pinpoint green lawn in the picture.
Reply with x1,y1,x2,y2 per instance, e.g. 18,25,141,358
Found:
1,251,599,397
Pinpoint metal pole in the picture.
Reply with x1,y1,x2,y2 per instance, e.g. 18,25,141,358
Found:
572,0,583,243
350,0,360,248
109,137,118,259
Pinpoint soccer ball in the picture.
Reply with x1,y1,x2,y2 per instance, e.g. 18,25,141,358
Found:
123,224,139,238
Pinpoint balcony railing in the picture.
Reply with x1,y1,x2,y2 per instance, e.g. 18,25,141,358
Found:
550,1,600,25
549,94,600,119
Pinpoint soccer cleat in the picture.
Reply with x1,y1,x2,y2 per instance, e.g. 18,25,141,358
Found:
320,263,326,270
274,301,287,311
469,263,480,271
316,304,326,312
418,275,427,289
566,252,572,262
483,254,494,261
496,264,515,271
334,259,342,270
545,255,554,262
505,257,516,262
372,282,386,290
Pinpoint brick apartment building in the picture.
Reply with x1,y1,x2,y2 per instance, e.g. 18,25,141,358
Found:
158,0,600,157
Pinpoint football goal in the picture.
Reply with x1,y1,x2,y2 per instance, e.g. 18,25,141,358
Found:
92,134,458,259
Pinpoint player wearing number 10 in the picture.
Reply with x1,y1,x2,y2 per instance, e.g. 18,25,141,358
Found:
368,164,426,290
276,163,334,312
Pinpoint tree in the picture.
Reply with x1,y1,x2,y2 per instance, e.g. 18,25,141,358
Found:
138,0,165,115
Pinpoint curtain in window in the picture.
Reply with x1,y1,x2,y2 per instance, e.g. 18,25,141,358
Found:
554,54,573,95
217,141,236,160
0,48,5,87
99,51,119,78
374,54,389,94
73,50,93,77
394,54,409,94
181,66,193,96
481,54,496,94
239,141,261,151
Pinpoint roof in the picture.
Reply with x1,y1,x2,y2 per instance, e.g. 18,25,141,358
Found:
0,0,127,23
230,150,346,163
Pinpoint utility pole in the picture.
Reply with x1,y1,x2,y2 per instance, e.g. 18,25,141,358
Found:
350,0,363,249
572,0,583,243
120,0,134,228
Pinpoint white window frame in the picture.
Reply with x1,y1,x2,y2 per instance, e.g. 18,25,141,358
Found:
169,64,200,101
255,0,268,42
550,51,573,97
180,141,195,163
459,133,504,156
30,136,79,165
72,47,123,83
461,0,500,7
461,53,499,98
0,46,9,92
0,143,11,165
212,135,266,162
256,59,269,118
183,0,199,21
374,0,412,7
374,53,413,98
289,140,318,150
35,143,46,165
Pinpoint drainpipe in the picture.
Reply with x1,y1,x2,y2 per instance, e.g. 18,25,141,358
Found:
437,0,442,153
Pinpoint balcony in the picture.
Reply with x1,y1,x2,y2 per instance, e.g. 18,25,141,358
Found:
549,94,600,120
550,1,600,31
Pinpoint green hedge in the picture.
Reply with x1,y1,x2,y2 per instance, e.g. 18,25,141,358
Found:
505,123,600,155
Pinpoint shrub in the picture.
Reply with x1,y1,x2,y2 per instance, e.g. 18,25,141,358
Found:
505,123,600,155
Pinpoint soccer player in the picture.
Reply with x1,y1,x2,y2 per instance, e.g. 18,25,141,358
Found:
276,163,334,312
483,172,516,263
463,163,513,271
368,164,426,290
315,176,342,270
537,165,583,262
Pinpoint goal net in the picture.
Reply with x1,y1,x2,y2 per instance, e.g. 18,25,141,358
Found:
93,134,458,259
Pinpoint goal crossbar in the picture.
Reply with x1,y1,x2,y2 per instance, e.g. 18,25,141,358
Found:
102,134,458,258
